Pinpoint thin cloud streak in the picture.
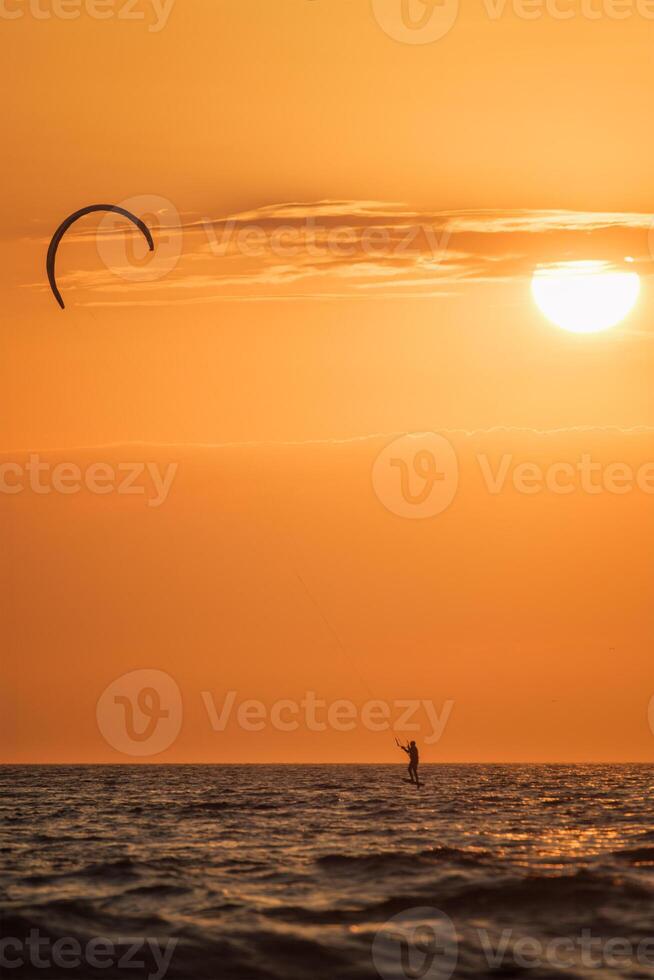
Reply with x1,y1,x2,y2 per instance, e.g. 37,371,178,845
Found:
25,202,654,307
5,425,654,456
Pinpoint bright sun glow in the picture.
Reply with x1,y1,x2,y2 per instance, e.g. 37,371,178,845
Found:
531,261,640,334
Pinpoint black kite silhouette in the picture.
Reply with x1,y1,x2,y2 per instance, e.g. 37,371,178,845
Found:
46,204,154,309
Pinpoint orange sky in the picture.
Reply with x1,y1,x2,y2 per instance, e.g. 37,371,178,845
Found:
2,0,653,762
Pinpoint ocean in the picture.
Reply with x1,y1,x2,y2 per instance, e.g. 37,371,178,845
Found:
1,764,653,979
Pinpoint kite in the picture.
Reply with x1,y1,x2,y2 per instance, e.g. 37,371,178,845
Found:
46,204,153,309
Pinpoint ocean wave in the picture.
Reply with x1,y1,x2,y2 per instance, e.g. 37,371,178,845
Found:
316,846,492,872
613,846,654,864
4,764,654,980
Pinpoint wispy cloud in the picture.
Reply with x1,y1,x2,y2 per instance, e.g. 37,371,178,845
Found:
5,424,654,456
27,202,654,307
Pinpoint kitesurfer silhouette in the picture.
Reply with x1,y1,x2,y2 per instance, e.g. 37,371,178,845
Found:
397,737,420,786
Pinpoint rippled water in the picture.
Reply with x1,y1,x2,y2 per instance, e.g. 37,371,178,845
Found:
2,765,654,979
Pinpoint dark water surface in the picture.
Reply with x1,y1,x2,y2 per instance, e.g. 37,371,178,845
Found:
2,765,654,979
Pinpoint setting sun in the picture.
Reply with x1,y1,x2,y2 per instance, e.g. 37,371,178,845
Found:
531,261,641,334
